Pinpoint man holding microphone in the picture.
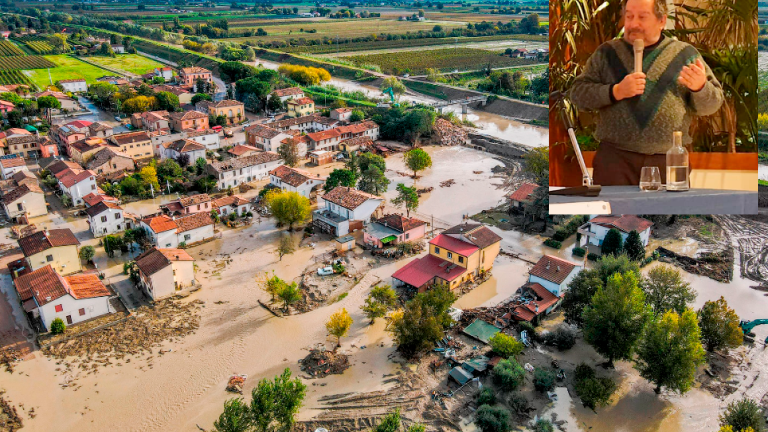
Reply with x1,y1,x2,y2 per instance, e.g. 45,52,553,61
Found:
568,0,724,186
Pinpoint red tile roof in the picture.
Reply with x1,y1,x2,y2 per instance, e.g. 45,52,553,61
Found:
529,255,578,285
59,169,95,188
307,128,341,142
509,183,538,202
375,214,426,233
273,87,303,97
429,234,479,256
142,215,178,233
82,193,118,207
2,183,43,205
0,156,25,169
322,186,381,210
509,283,561,322
18,229,80,257
14,265,67,304
288,97,314,105
391,254,467,288
135,247,193,276
174,211,214,233
66,273,114,300
590,215,654,234
178,193,210,208
212,195,250,208
228,144,259,156
269,165,313,187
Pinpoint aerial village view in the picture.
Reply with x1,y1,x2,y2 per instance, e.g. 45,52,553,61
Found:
0,1,764,432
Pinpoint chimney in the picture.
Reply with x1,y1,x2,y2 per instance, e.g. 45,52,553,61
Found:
546,262,550,270
556,265,560,272
535,304,539,313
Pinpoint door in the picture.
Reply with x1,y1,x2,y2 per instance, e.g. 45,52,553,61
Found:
66,315,73,325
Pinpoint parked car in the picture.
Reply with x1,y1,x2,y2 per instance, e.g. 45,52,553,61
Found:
114,116,121,122
317,266,334,276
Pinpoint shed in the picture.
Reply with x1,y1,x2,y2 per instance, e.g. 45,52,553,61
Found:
335,235,355,252
449,366,474,385
462,355,490,375
462,319,500,344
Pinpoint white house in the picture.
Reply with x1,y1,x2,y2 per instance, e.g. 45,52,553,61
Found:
330,107,353,122
186,129,221,150
134,247,196,300
14,265,115,331
245,124,293,153
2,183,46,221
206,153,283,190
57,79,88,93
0,155,28,179
155,66,174,81
212,195,252,217
269,165,325,198
313,186,384,237
269,114,339,133
161,139,207,164
86,201,128,237
112,44,125,54
578,215,654,250
57,169,97,206
272,87,305,103
527,255,582,297
17,228,82,276
141,212,215,248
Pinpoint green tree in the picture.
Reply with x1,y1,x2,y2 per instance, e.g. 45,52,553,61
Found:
474,405,510,432
391,183,418,217
350,109,365,122
623,230,645,261
562,269,603,327
266,94,282,113
212,398,250,432
325,169,358,191
139,166,160,191
37,95,61,110
79,245,95,263
488,332,524,358
220,61,257,83
573,364,616,410
635,309,705,394
155,91,180,112
403,148,432,178
361,285,398,323
595,253,640,283
720,398,765,432
264,190,311,230
192,93,213,105
50,317,66,334
372,409,426,432
157,158,183,182
642,265,696,315
533,368,556,392
195,157,207,175
582,272,651,367
276,280,301,313
389,284,456,357
380,77,406,100
277,234,295,261
600,228,624,257
326,308,353,348
357,165,390,195
492,357,525,390
277,138,299,167
533,419,554,432
523,146,549,184
247,368,306,432
698,297,743,353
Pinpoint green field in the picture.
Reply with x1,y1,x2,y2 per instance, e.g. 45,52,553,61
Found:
24,55,113,89
84,54,166,75
342,48,539,74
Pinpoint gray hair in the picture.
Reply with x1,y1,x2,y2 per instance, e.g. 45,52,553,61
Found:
622,0,668,20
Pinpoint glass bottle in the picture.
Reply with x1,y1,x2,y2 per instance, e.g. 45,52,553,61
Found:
666,131,689,191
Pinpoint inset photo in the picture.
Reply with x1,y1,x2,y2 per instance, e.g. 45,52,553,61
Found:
549,0,758,215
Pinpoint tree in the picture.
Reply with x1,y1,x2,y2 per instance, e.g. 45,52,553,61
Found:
642,265,696,315
573,364,616,410
533,368,556,392
403,148,432,178
247,368,306,432
488,333,524,358
720,398,765,432
37,95,61,110
698,297,743,353
492,357,525,390
562,269,603,327
155,91,180,112
533,419,554,432
582,272,651,367
474,405,511,432
264,190,311,230
350,109,365,122
595,253,640,283
139,166,160,191
220,61,256,83
325,169,358,191
50,317,66,334
276,280,301,313
372,409,425,432
357,165,390,195
192,93,213,105
79,246,95,263
380,77,406,100
391,183,418,217
277,234,295,261
123,96,155,114
601,228,624,257
7,110,23,128
326,308,353,348
623,230,645,261
361,285,398,323
212,398,250,432
635,309,705,394
522,146,549,184
277,138,299,167
388,284,456,357
195,157,207,175
266,94,282,113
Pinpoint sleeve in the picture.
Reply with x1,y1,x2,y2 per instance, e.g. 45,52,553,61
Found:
687,56,725,117
568,47,616,111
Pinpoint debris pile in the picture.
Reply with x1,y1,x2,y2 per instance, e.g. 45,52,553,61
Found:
431,118,468,147
226,374,248,394
0,348,21,373
0,391,23,432
300,349,350,378
656,247,733,283
10,224,36,239
440,179,456,188
416,187,433,196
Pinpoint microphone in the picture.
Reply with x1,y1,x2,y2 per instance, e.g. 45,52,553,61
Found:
633,38,644,73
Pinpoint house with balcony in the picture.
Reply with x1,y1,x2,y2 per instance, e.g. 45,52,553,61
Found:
269,165,325,198
179,66,213,90
169,110,209,132
364,214,427,249
391,222,502,292
17,228,82,276
527,255,582,297
206,152,283,190
313,186,384,237
198,100,245,125
507,255,583,323
269,114,339,133
287,97,315,118
212,195,252,218
135,247,196,300
577,214,654,253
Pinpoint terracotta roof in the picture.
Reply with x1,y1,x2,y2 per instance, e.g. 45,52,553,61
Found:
212,194,250,208
70,137,107,154
429,234,479,256
209,152,282,173
175,211,213,233
391,254,467,288
88,122,112,132
46,160,82,175
375,214,426,233
340,136,373,148
6,128,31,136
14,265,67,304
529,255,578,285
11,170,35,183
509,183,538,202
307,128,341,142
0,100,14,107
228,144,259,156
590,215,654,234
135,247,193,276
271,114,336,130
273,87,303,97
85,200,122,217
180,66,211,75
164,138,205,153
142,215,178,233
66,120,92,130
110,131,151,146
6,135,37,146
59,169,95,188
169,110,207,121
0,156,25,169
82,192,117,207
443,222,502,249
66,273,114,300
288,97,314,105
18,228,80,257
86,147,132,170
269,165,314,187
210,99,243,108
510,283,561,322
151,85,191,96
332,108,352,113
337,121,378,135
322,186,381,210
178,193,210,207
2,183,43,205
245,123,282,139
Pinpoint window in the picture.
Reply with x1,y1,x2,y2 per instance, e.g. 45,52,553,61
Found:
79,308,85,316
115,213,121,219
434,247,440,254
458,256,464,264
66,315,72,325
91,184,96,190
447,252,453,259
46,254,53,262
197,204,201,210
405,233,410,240
101,216,107,222
16,203,23,211
55,304,63,312
184,234,191,241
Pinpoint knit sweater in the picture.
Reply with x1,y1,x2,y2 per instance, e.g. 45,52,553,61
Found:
568,36,724,154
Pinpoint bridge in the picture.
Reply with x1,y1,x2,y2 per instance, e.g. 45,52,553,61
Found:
431,95,488,114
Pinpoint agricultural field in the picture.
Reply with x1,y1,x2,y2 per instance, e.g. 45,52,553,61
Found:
0,69,37,90
0,55,56,71
341,48,539,74
0,40,26,57
23,55,113,89
16,36,58,54
84,54,166,75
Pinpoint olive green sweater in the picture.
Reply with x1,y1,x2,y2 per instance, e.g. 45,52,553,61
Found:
568,36,724,154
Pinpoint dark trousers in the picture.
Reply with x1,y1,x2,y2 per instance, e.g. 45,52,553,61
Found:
593,141,670,186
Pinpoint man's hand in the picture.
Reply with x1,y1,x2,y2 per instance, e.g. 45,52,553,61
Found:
678,58,707,92
613,72,646,101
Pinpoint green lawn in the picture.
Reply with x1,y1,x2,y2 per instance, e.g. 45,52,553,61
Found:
85,54,166,75
23,55,115,89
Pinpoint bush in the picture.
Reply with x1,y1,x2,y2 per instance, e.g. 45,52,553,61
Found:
533,419,554,432
476,387,496,406
489,332,524,358
50,317,66,334
573,363,616,410
507,392,529,416
543,238,562,249
543,325,576,351
587,253,599,261
533,368,556,392
572,247,586,257
719,398,765,432
574,363,595,381
492,358,526,391
475,404,511,432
